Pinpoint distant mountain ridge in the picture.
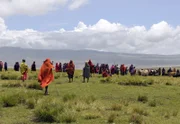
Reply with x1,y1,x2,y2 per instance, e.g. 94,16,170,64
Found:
0,47,180,69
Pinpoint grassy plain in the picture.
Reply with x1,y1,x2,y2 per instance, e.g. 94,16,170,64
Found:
0,70,180,124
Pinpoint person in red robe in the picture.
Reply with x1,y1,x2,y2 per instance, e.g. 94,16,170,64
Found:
55,63,59,72
66,60,75,82
38,58,54,95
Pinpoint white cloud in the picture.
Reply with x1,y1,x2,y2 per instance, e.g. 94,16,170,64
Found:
0,17,180,55
69,0,88,10
0,0,88,17
0,18,7,33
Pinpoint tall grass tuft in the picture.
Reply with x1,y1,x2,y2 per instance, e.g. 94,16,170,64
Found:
111,104,122,111
26,98,36,109
137,95,148,103
84,95,96,104
2,94,19,107
63,93,76,102
132,107,148,116
34,101,64,122
148,100,156,107
129,113,143,124
27,82,42,90
107,113,116,123
1,72,20,80
84,113,101,120
57,109,77,123
2,81,24,88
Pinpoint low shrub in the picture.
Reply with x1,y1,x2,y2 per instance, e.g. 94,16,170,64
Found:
132,107,148,116
172,110,178,117
27,82,42,90
57,110,77,123
63,93,76,102
2,95,19,107
148,100,156,107
2,81,24,88
137,95,148,103
26,98,36,109
1,92,28,107
84,95,96,104
108,113,116,123
129,113,143,124
118,77,154,86
111,104,122,111
84,113,101,120
100,77,113,83
1,72,19,80
34,102,64,122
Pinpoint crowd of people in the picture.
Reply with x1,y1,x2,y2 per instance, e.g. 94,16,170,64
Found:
0,59,180,95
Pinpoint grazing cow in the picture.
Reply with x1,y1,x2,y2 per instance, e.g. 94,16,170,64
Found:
138,69,149,76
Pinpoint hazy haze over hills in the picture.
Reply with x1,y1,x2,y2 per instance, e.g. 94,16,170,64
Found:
0,47,180,69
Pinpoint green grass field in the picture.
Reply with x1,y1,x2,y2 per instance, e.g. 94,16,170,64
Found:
1,70,180,124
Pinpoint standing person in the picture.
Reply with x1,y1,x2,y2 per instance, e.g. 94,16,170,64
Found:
83,62,90,83
14,62,20,71
31,61,36,71
55,63,59,72
20,59,28,82
38,58,54,95
0,61,3,71
66,60,75,83
4,62,8,71
59,62,62,72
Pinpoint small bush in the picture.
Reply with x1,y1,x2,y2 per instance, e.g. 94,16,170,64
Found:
129,113,143,124
57,110,77,123
172,110,178,117
27,82,42,90
75,102,89,112
100,77,113,83
34,102,64,122
111,104,122,111
84,113,101,120
2,81,24,88
1,73,19,80
26,98,36,109
137,95,148,103
108,113,116,123
164,112,170,119
63,94,76,102
2,95,19,107
118,77,154,86
166,82,172,86
84,95,96,104
148,100,156,107
132,107,148,116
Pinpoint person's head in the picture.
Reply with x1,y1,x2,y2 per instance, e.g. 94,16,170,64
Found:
70,60,73,64
85,62,89,66
33,61,35,64
22,59,25,63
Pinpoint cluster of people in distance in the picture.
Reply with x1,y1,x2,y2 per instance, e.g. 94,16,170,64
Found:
1,58,180,95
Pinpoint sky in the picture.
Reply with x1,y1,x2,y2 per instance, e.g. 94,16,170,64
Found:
0,0,180,55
